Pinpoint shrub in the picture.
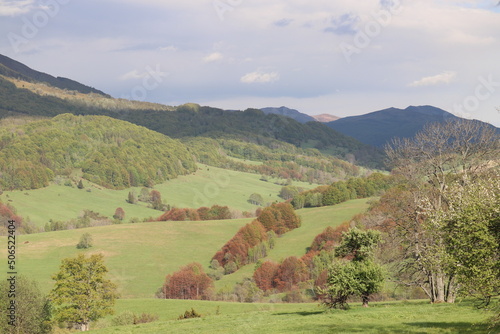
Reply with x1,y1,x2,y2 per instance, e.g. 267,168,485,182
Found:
178,308,201,320
76,233,93,249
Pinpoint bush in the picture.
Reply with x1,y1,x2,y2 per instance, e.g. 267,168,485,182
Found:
112,311,159,326
178,308,201,320
76,233,93,249
133,313,159,324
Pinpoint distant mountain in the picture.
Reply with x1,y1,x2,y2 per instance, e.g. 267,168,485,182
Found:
261,106,316,123
0,53,109,96
326,105,468,148
312,114,340,123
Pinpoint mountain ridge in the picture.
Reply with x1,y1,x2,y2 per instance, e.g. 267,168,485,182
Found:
326,105,499,147
0,54,109,97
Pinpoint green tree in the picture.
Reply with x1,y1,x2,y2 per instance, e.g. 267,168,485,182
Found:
320,228,384,308
429,171,500,318
127,191,137,204
0,276,52,334
335,228,381,262
50,253,119,331
248,193,264,206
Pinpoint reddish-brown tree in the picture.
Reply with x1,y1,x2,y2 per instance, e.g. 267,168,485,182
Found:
163,263,213,300
0,202,23,230
113,207,125,220
275,256,308,292
253,261,280,291
150,190,163,210
309,223,349,253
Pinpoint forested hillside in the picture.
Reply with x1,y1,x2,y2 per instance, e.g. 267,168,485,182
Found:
0,114,196,190
0,68,384,169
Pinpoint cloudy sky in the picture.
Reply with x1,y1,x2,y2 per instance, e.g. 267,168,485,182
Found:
1,0,499,126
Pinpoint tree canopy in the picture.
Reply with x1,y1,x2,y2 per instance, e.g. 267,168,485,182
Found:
50,253,119,331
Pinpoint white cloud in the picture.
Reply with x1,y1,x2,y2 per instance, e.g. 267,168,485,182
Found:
203,52,223,63
409,71,457,87
159,45,178,52
240,71,280,84
0,0,35,16
119,70,148,81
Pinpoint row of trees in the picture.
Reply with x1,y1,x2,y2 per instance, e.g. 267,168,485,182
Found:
212,203,300,274
157,205,232,222
291,173,392,209
183,136,363,186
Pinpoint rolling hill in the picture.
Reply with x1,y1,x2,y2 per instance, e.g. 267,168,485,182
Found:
0,201,371,298
0,54,384,169
0,114,196,190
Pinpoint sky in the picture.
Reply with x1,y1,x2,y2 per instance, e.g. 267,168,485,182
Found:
0,0,499,126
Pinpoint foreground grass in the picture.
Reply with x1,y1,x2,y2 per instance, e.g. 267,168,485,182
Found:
88,299,494,333
3,164,318,227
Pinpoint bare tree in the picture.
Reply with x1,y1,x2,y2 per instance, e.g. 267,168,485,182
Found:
383,119,499,303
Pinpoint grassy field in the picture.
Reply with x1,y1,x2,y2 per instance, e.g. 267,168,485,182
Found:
2,164,318,228
87,299,495,333
4,218,251,298
0,199,371,299
214,199,373,290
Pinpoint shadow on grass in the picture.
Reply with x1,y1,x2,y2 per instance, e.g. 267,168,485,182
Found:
405,321,490,333
272,311,324,316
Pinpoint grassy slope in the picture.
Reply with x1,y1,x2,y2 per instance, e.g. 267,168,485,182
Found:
2,164,318,227
5,218,251,298
0,200,369,299
214,199,372,290
88,299,493,333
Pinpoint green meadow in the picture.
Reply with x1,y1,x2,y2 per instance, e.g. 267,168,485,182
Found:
0,200,370,299
2,164,318,228
88,299,494,333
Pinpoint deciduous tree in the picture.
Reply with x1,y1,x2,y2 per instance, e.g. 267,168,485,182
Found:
50,254,118,331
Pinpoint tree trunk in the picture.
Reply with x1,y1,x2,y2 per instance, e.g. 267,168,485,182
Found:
362,294,369,307
79,322,90,331
435,273,445,303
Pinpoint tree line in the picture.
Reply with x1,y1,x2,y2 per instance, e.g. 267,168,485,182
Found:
291,172,392,209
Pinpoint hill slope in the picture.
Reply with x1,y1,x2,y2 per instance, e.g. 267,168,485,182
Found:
0,54,108,96
0,201,369,298
0,114,196,190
